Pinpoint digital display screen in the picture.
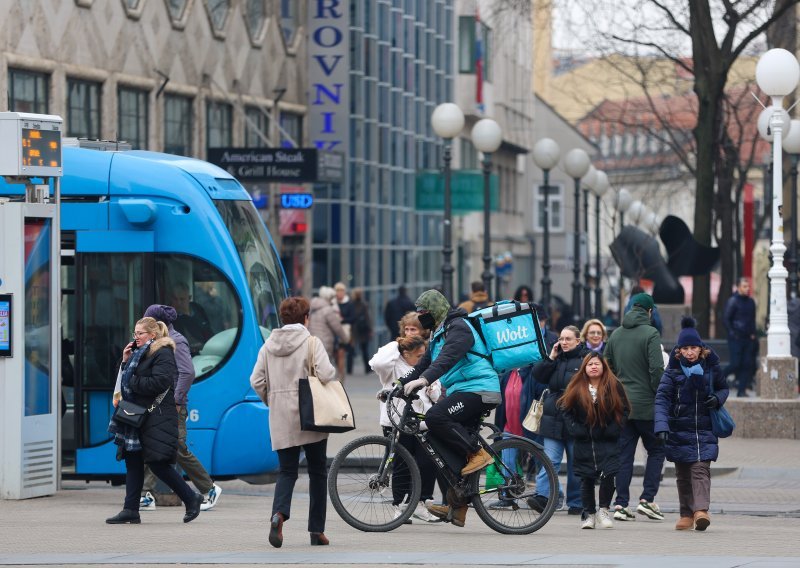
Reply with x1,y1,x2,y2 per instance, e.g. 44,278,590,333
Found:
0,295,11,357
21,128,61,169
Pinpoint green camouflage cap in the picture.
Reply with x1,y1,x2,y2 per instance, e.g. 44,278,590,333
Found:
415,289,450,328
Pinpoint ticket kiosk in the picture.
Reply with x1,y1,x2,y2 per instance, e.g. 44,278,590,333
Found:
0,112,63,499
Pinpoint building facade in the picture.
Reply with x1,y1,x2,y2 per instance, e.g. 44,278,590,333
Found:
309,0,454,343
1,0,307,157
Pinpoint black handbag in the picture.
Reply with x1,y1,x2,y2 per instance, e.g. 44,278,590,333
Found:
112,388,171,429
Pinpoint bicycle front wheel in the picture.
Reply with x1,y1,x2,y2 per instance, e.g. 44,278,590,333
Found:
470,437,558,535
328,435,421,532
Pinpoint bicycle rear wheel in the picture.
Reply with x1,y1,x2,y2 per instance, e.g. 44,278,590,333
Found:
470,437,558,535
328,435,421,532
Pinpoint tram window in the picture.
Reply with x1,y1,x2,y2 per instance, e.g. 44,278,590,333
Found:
81,254,144,389
215,199,286,336
154,255,242,379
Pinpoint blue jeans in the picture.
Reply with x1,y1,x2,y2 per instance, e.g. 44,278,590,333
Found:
613,419,665,507
535,436,581,508
724,337,756,396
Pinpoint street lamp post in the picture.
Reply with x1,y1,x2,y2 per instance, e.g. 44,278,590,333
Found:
563,148,591,322
581,166,598,319
592,170,610,318
756,48,800,357
613,187,632,316
431,103,465,305
532,138,561,313
471,118,503,297
783,119,800,298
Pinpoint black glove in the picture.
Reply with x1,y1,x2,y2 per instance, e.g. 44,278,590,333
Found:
704,395,719,409
656,431,669,444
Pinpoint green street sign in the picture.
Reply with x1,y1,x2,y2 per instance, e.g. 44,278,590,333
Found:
415,170,499,214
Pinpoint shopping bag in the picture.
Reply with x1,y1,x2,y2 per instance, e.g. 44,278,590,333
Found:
298,336,356,433
522,388,549,433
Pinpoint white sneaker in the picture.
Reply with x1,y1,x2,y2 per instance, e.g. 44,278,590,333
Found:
393,504,412,524
200,483,222,512
613,505,636,521
597,508,614,529
139,491,156,511
581,513,596,529
412,500,442,522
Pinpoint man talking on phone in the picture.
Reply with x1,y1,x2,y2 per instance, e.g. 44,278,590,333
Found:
400,289,500,527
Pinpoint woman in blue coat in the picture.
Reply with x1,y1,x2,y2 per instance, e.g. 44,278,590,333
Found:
654,318,729,532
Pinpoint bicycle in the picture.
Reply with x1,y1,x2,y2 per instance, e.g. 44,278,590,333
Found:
328,386,559,534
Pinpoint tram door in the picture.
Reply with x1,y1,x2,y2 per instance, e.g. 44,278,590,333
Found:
60,245,149,474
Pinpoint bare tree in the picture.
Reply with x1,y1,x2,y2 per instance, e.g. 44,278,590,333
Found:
557,0,798,335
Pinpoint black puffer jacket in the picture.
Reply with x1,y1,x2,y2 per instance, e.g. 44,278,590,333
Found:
563,380,628,478
531,345,590,440
126,338,179,464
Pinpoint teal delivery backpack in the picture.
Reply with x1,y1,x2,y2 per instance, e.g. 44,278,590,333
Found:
467,301,547,373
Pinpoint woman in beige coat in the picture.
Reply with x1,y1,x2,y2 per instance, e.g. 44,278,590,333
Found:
250,297,337,548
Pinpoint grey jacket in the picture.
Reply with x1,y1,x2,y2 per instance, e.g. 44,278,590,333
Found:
169,325,195,406
308,296,349,357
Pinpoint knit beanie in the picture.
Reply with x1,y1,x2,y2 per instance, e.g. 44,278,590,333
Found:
143,304,177,325
676,316,703,347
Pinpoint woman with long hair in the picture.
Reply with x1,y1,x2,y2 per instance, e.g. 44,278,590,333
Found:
559,352,629,529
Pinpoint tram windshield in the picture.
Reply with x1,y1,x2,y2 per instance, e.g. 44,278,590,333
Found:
215,199,286,337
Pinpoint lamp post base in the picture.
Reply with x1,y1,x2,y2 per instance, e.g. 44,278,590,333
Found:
757,354,799,399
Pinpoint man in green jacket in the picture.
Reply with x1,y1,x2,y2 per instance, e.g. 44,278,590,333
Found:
603,293,666,522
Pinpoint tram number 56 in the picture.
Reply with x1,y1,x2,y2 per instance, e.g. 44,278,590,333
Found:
188,409,200,422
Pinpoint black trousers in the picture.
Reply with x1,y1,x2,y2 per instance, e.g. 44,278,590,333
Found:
424,392,495,455
346,341,370,373
272,438,328,534
383,428,438,504
580,475,615,514
123,451,196,511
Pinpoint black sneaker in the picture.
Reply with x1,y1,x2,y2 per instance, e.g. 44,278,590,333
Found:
525,494,548,513
568,506,584,515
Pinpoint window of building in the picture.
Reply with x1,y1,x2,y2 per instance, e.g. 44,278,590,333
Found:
244,106,269,148
8,68,49,114
535,182,565,232
164,94,193,156
460,138,478,169
121,0,146,18
280,0,298,44
457,16,491,81
118,87,149,149
66,79,101,139
165,0,189,21
245,0,265,43
204,0,229,34
206,100,232,149
280,112,302,148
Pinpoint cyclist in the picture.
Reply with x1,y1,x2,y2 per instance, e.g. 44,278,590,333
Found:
400,289,501,527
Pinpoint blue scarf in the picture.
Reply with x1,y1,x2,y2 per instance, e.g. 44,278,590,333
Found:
680,359,707,391
108,339,153,453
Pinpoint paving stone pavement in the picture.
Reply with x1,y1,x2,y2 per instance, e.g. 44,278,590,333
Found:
1,371,799,567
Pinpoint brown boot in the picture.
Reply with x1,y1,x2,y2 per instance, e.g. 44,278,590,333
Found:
675,516,694,530
693,510,710,531
310,532,329,545
461,448,494,476
269,512,285,548
426,503,468,527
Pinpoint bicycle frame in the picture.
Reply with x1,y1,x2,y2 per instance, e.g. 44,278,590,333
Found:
384,390,530,503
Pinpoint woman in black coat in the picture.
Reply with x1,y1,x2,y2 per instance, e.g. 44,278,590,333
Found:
560,352,629,529
526,325,589,514
106,317,202,525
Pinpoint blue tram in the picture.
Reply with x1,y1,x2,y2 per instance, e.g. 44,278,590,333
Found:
1,142,288,478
